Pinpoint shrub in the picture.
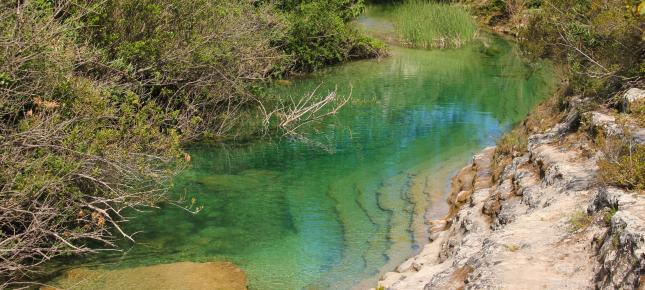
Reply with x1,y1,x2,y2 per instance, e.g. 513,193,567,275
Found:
521,0,644,101
73,0,290,139
598,143,645,190
278,0,386,71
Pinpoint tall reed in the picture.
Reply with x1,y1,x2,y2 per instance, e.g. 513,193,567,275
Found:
390,1,477,49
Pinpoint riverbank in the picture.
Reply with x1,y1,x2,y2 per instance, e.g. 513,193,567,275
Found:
375,1,645,287
376,89,645,289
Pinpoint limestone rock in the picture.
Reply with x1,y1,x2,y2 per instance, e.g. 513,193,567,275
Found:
378,120,644,290
584,111,645,145
623,88,645,112
589,187,645,290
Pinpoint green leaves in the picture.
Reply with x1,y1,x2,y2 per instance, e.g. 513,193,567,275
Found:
521,0,643,99
279,0,384,71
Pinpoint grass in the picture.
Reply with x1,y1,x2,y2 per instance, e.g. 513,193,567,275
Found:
598,144,645,191
491,128,528,181
389,1,477,49
568,211,592,232
594,123,645,191
603,207,618,226
628,98,645,128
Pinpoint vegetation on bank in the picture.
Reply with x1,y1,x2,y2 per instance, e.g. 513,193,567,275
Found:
389,1,478,48
488,0,644,190
0,0,384,285
1,0,642,285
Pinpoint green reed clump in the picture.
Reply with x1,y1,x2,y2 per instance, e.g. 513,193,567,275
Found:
391,1,477,49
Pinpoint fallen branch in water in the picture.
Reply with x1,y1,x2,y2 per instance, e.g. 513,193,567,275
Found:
266,84,351,136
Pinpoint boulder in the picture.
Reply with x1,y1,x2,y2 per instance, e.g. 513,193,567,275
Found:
622,88,645,112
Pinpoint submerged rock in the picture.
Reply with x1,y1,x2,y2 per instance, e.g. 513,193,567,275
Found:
48,261,247,290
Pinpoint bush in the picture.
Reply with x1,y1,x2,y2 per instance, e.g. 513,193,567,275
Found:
0,2,187,284
521,0,644,100
598,143,645,190
73,0,289,139
278,0,386,71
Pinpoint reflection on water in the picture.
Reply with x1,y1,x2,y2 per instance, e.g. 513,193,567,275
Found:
53,30,553,290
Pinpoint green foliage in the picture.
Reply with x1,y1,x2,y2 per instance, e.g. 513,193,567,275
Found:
278,0,386,71
521,0,644,100
389,1,477,49
1,1,185,271
72,0,290,138
1,0,383,283
276,0,365,21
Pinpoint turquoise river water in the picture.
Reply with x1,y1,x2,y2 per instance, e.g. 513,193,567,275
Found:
52,13,554,290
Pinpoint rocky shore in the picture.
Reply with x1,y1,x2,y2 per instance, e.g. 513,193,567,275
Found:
377,89,645,289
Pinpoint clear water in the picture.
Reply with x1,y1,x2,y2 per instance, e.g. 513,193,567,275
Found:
55,18,554,290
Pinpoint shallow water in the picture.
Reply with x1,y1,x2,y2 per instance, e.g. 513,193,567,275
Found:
53,19,554,290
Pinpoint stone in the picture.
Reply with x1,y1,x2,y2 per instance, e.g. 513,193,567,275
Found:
378,120,644,290
623,88,645,112
50,262,247,290
589,112,622,136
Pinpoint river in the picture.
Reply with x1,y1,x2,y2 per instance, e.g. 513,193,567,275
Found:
50,10,554,290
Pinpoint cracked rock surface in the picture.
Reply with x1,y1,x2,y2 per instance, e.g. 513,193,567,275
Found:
376,111,645,290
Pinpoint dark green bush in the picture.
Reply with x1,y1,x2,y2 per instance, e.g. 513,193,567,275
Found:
277,0,386,71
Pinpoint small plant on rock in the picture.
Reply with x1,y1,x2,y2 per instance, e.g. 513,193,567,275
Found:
568,211,593,232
